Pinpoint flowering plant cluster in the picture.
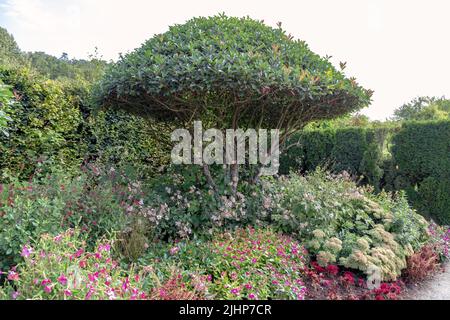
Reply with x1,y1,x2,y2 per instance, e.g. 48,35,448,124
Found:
203,227,308,300
0,229,151,300
304,261,404,300
427,222,450,261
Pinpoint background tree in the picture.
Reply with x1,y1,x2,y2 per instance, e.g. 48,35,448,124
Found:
0,27,25,66
393,96,450,121
96,15,372,192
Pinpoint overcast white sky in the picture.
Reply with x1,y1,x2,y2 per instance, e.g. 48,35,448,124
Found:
0,0,449,119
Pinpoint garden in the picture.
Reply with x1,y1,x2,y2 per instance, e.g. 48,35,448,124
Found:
0,15,449,301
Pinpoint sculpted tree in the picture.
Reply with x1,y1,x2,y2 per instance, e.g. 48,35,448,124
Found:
97,15,372,192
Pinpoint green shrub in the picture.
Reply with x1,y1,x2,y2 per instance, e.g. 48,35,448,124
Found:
0,79,13,136
268,170,429,281
0,67,86,181
132,165,271,241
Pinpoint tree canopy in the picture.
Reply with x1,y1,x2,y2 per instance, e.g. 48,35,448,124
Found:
0,27,25,66
97,15,372,134
393,96,450,121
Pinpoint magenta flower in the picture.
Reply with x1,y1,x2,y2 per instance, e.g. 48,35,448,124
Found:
230,288,240,295
57,275,68,286
122,277,130,292
248,293,256,299
11,291,20,299
169,246,180,255
43,286,52,294
41,278,52,286
64,289,72,297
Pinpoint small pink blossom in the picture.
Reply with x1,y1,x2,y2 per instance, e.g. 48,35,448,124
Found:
57,275,68,286
21,245,33,258
64,289,72,297
230,288,240,295
7,271,19,281
43,286,52,294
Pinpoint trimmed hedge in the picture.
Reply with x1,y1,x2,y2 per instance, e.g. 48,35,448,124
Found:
280,126,390,189
390,121,450,224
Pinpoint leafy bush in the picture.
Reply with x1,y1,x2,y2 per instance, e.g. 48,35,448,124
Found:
0,229,152,300
403,245,440,283
129,165,272,241
0,80,13,136
0,67,86,181
268,170,430,281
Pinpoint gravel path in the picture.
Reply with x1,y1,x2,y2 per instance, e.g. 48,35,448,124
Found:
402,263,450,300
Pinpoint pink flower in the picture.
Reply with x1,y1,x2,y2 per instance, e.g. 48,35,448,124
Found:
85,288,94,300
245,283,252,290
98,243,111,252
57,275,68,286
11,291,20,299
230,288,240,295
248,293,256,299
41,278,52,286
7,271,19,281
169,247,180,255
79,260,87,268
21,245,33,258
74,248,84,258
53,235,63,243
122,278,130,292
251,258,257,264
64,289,72,297
43,286,52,294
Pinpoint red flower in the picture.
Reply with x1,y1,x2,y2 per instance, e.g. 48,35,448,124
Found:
311,261,326,273
326,265,339,276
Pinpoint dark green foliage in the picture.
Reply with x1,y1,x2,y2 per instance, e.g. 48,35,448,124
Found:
0,67,86,180
390,120,450,223
97,15,371,129
281,127,387,187
92,108,173,179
